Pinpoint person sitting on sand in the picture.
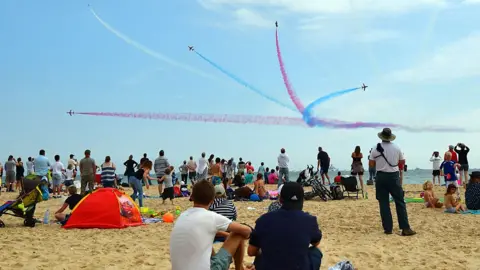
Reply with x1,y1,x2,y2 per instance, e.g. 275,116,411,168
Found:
334,172,342,184
253,173,268,199
209,185,237,221
267,184,283,213
248,182,323,270
422,181,443,208
444,184,466,213
465,171,480,210
170,180,252,270
55,186,83,224
267,169,278,185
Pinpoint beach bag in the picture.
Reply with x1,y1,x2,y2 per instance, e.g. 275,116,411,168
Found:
330,185,344,200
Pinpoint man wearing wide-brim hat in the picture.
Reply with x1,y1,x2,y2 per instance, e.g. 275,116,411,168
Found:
369,128,416,236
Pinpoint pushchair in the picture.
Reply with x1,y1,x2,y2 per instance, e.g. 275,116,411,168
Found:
304,176,333,202
297,165,315,187
0,174,49,228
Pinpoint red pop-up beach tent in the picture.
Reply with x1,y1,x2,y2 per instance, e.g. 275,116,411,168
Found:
63,188,143,229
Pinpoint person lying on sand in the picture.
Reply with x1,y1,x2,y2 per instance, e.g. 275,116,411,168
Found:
423,181,443,208
55,186,83,224
170,180,252,270
444,184,466,213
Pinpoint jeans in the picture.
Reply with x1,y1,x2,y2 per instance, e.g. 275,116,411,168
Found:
375,171,410,232
368,167,376,181
129,176,144,207
254,247,322,270
278,167,289,187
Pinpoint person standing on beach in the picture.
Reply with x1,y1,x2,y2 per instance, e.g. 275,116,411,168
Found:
430,151,442,185
237,158,246,175
351,146,365,192
179,160,188,184
154,150,170,195
197,152,208,181
187,156,197,184
445,145,458,163
138,153,149,168
34,149,50,178
5,156,16,192
123,155,138,183
15,157,25,192
51,155,65,198
317,147,331,185
68,154,78,171
26,157,34,175
79,150,96,195
277,148,290,187
369,128,416,236
367,149,376,184
454,143,470,187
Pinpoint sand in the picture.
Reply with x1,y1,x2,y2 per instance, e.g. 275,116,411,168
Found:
0,184,479,270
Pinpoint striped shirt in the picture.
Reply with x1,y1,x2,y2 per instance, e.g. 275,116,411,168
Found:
209,198,237,221
101,163,116,182
154,156,170,177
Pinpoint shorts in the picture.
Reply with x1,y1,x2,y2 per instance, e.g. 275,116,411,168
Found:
188,171,197,180
162,187,174,200
459,164,469,171
432,170,440,176
64,180,74,187
445,207,457,213
16,174,23,181
445,180,458,188
351,171,363,176
321,166,329,174
210,247,232,270
6,172,16,183
52,174,62,186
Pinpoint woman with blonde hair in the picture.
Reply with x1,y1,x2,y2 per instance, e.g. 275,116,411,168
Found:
351,146,365,192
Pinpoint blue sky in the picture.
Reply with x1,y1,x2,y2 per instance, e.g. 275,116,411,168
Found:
1,0,480,170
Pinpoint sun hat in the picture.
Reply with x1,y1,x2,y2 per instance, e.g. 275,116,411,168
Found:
377,128,396,142
280,182,304,211
469,171,480,178
214,185,226,196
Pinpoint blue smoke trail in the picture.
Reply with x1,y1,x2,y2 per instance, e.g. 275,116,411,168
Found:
303,87,361,125
193,51,297,112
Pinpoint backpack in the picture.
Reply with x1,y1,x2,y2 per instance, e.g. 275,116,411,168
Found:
330,185,344,200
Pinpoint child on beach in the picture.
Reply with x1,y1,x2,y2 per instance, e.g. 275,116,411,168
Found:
64,164,75,187
440,152,461,198
444,184,466,213
423,181,443,208
159,167,174,204
253,173,269,199
334,172,342,184
267,169,278,184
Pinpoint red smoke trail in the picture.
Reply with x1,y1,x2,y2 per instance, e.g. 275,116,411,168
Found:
76,112,308,126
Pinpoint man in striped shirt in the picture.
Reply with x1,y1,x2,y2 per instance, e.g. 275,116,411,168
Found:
154,150,170,196
209,185,237,221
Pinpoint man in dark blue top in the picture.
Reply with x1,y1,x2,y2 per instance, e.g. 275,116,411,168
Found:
247,182,323,270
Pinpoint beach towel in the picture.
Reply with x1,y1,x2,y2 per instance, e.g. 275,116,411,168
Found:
461,209,480,215
142,217,162,224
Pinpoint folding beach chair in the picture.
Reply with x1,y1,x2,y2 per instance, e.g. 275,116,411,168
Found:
341,176,364,199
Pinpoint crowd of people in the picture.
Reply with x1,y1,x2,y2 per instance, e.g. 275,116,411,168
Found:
2,127,480,269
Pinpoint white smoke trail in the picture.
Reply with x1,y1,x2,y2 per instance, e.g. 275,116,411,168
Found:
89,8,215,79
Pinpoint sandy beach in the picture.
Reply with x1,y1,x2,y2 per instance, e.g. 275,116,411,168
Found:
0,184,478,270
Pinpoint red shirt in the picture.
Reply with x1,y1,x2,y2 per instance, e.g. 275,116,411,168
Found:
246,165,255,172
334,175,342,183
449,150,458,163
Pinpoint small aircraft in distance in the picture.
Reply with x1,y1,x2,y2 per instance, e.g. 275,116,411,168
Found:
67,110,74,116
188,46,194,51
275,21,278,27
361,83,368,91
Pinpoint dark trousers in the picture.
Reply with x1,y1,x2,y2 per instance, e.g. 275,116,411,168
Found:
375,171,410,232
254,247,322,270
181,173,188,184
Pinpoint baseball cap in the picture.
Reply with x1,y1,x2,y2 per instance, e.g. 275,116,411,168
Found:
280,182,304,211
214,185,226,196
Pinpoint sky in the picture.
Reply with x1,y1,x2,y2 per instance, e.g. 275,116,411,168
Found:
1,0,479,171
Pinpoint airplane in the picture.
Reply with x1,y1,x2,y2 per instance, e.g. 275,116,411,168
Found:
361,83,368,91
188,46,194,51
67,110,74,116
275,21,278,27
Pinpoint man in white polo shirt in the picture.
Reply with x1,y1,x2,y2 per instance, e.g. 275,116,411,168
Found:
369,128,416,236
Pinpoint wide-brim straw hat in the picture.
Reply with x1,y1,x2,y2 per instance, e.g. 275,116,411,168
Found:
378,128,396,141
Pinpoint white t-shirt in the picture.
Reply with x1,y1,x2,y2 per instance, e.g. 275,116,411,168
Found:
197,158,208,174
66,169,74,180
430,156,442,170
170,207,232,270
51,162,65,176
369,142,404,173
